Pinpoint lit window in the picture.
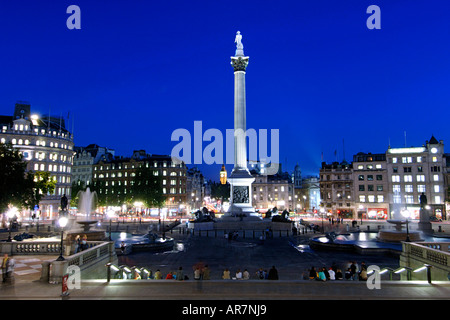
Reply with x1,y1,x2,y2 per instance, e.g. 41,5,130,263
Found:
405,185,413,193
404,175,412,182
359,195,366,203
392,175,400,182
377,195,384,203
402,157,412,163
433,174,439,181
393,195,401,203
435,196,441,204
434,185,440,193
405,195,414,204
417,185,426,192
368,195,375,203
392,157,397,163
416,175,425,182
432,156,437,162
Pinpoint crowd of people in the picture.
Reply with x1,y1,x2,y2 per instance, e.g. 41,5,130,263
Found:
119,261,372,281
122,264,282,281
303,261,369,281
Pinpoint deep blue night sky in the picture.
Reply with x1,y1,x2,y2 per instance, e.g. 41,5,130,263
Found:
1,0,449,181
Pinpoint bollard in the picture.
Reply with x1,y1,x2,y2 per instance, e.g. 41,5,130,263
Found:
367,225,370,231
106,263,112,283
40,261,51,282
426,265,432,284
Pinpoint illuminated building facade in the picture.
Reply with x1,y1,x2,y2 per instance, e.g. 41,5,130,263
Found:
0,102,74,218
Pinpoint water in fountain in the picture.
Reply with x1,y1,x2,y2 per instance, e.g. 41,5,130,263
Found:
66,187,105,241
77,187,98,219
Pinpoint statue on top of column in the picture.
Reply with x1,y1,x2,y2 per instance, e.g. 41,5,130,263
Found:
235,31,243,50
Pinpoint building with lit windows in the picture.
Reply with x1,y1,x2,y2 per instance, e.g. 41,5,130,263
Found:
73,144,115,186
319,160,354,218
386,136,446,220
250,164,294,212
353,152,389,220
92,150,187,215
0,102,74,219
319,136,447,221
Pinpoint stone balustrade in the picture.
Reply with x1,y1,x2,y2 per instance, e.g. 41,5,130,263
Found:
400,241,450,281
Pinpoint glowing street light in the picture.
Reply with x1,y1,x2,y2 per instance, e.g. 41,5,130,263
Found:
401,208,411,242
56,216,69,261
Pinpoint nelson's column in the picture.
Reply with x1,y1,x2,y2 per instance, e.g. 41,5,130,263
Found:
222,31,261,221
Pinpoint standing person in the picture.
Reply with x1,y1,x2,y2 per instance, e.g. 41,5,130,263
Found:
2,254,10,283
268,266,278,280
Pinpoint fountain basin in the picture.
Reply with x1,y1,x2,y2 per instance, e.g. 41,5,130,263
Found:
112,232,174,254
309,231,450,255
309,232,402,255
65,219,106,242
377,230,423,242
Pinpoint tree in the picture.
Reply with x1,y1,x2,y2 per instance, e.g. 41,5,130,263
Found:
0,143,35,213
33,171,56,207
210,180,230,201
132,167,165,209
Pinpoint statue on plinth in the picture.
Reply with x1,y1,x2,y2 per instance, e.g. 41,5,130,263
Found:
418,192,433,234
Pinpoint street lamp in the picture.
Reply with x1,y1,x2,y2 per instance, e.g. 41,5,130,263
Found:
401,208,411,242
6,207,18,242
320,208,325,233
56,216,69,261
106,209,115,241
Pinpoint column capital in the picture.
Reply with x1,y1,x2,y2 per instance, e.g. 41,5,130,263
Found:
231,56,249,72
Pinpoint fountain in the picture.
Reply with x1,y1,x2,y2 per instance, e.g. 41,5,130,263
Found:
66,187,106,242
377,219,423,242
